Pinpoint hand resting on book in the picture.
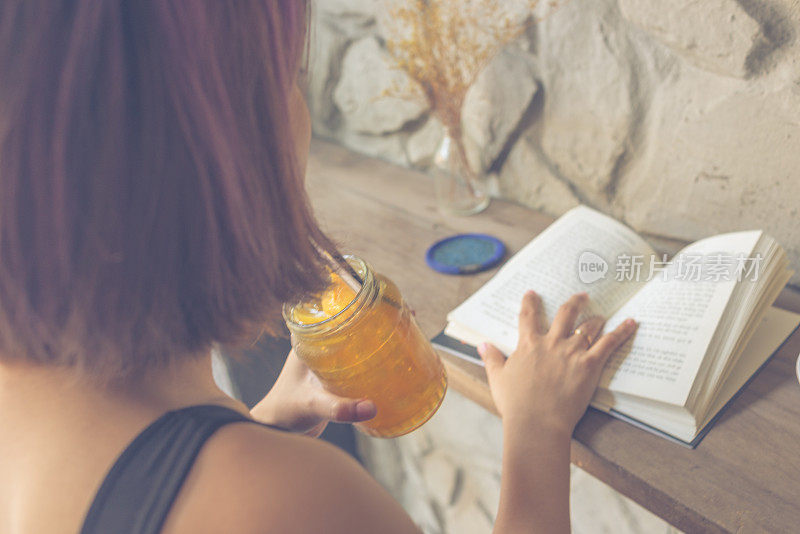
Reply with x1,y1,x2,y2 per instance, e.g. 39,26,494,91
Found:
477,290,637,437
478,290,637,533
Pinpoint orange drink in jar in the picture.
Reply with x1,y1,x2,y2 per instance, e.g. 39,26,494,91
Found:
283,256,447,438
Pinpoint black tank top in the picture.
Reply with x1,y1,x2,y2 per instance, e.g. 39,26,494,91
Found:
80,404,281,534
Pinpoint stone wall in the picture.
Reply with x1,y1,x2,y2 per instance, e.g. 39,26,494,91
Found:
308,0,800,286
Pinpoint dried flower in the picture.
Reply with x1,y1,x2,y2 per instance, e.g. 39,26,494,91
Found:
384,0,541,139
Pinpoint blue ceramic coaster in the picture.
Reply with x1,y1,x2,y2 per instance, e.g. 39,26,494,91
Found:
426,234,505,275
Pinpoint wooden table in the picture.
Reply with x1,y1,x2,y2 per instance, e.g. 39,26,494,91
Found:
306,139,800,533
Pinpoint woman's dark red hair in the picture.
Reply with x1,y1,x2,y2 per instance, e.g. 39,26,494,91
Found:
0,1,337,378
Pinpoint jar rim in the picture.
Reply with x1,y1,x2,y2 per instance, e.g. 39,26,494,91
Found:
282,254,370,333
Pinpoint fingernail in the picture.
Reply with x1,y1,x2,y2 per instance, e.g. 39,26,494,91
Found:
355,400,376,420
624,318,637,328
478,342,488,357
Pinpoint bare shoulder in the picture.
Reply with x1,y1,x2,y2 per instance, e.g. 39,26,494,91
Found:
161,422,421,534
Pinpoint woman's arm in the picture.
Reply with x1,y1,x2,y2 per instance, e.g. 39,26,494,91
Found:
161,418,422,534
498,422,571,533
479,291,637,533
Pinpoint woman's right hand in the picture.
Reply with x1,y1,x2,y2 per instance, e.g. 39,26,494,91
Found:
478,290,637,438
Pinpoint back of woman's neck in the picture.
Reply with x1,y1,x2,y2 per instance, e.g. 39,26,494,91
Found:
0,353,247,424
0,353,247,534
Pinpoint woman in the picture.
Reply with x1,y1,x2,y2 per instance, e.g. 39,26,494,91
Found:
0,2,637,533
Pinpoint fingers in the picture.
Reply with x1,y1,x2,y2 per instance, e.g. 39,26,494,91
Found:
478,342,506,382
332,398,377,423
549,292,589,339
585,318,638,366
569,316,605,351
518,290,546,338
354,400,377,421
315,393,377,424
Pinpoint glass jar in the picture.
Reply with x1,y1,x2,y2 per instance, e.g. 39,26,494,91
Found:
283,256,447,438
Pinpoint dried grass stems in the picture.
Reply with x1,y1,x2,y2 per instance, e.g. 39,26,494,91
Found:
384,0,547,143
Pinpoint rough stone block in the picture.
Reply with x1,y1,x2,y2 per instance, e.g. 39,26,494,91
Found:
619,0,762,78
334,37,428,135
407,117,445,168
617,81,800,285
498,137,581,216
538,0,638,202
307,13,352,136
462,49,540,174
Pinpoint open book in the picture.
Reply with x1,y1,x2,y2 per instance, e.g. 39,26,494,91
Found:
433,206,800,446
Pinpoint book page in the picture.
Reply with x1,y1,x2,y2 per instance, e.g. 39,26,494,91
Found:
447,206,655,354
697,306,800,432
599,231,763,405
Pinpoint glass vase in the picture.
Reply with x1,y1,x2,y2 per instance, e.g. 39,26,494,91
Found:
431,133,490,216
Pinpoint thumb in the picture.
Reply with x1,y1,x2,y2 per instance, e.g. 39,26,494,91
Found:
478,342,506,381
314,391,377,424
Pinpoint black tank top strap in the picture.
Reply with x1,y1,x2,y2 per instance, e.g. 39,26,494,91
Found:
80,404,281,534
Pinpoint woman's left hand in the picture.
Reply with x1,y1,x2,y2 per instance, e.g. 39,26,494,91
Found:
250,349,377,437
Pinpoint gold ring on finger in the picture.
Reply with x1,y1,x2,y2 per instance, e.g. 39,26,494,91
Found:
574,327,594,347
